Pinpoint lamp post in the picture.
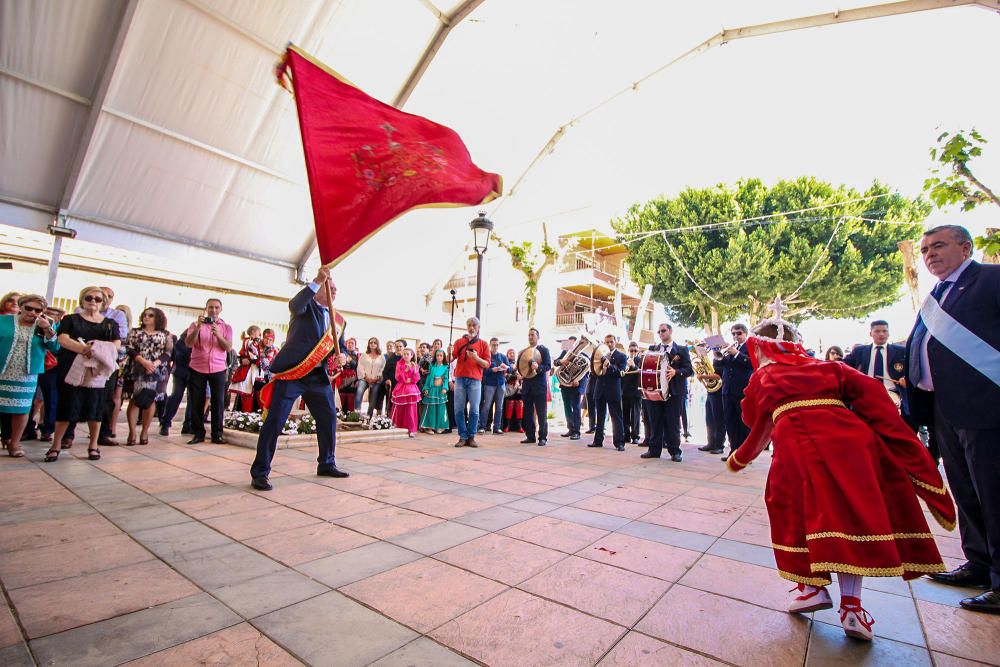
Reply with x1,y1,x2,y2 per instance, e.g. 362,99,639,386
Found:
469,210,494,321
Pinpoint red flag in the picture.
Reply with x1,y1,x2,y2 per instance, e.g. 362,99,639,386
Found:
279,46,502,266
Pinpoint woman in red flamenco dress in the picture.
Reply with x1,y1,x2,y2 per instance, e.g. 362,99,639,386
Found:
726,299,956,642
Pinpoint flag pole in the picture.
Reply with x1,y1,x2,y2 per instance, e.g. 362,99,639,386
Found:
322,262,341,355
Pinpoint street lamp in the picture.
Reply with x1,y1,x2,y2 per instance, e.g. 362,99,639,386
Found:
469,210,494,320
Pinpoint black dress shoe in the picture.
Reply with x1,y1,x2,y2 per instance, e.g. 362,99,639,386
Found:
317,467,350,478
587,442,603,448
570,434,581,441
670,453,683,462
721,454,731,461
159,426,169,436
560,432,571,438
585,428,596,434
180,428,192,435
538,440,546,447
519,438,536,444
708,448,724,455
640,452,660,459
211,437,227,444
929,563,992,588
697,444,714,452
187,437,205,445
960,590,1000,614
615,445,625,451
251,478,272,491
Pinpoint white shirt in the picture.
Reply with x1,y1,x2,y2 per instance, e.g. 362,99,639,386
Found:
917,257,973,391
865,344,896,394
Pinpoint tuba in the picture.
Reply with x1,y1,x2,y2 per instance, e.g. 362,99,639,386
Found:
688,341,722,393
516,346,542,379
555,333,593,386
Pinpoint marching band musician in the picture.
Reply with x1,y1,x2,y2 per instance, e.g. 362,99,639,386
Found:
520,328,551,446
714,323,753,461
554,336,588,441
588,333,628,451
695,343,727,455
641,323,693,461
622,342,643,445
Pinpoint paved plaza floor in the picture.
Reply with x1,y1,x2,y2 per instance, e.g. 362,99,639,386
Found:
1,429,998,666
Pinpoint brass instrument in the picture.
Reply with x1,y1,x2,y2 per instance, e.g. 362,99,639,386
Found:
688,341,722,393
516,345,542,379
555,333,593,386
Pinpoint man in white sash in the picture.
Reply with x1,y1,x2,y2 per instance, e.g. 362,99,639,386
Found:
904,224,1000,614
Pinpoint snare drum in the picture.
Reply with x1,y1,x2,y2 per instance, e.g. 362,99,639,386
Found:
640,351,671,402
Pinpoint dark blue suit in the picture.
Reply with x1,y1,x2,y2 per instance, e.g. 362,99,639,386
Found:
715,342,753,454
904,261,1000,589
844,343,908,408
521,344,551,442
592,349,627,449
645,342,693,458
251,286,345,482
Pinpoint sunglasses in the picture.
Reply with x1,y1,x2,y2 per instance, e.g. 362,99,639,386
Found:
83,295,104,303
658,329,669,333
22,305,43,314
142,312,155,318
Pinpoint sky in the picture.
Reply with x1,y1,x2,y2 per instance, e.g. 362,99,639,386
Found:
325,0,1000,349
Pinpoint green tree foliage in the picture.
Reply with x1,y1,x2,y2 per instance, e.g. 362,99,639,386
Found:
612,177,929,332
495,224,563,328
924,129,1000,258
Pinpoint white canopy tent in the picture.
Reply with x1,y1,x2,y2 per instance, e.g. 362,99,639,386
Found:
2,0,998,313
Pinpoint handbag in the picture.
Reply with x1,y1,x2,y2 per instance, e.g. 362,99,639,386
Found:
44,350,58,372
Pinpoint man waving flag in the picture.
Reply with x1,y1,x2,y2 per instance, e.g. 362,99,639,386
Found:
277,45,502,266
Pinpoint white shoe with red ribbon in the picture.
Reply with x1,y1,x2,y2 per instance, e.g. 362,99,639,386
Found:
839,596,875,641
788,583,833,613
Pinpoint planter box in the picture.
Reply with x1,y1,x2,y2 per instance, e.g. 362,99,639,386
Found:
223,427,409,450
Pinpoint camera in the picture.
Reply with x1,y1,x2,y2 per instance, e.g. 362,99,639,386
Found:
202,316,216,324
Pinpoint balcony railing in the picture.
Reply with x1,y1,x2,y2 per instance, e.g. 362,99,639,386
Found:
443,275,477,290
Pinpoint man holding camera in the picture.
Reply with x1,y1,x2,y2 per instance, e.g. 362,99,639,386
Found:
184,298,233,444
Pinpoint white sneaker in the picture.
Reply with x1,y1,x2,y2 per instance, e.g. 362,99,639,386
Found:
839,598,875,641
788,584,833,613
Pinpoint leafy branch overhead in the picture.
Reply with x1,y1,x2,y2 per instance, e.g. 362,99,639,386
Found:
611,177,928,333
924,128,1000,258
494,224,563,327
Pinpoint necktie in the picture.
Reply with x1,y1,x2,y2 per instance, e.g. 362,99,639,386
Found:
873,346,884,380
908,280,953,385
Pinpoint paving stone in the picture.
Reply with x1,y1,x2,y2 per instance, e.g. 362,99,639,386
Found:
212,569,330,619
369,637,476,666
103,503,192,532
253,591,417,667
705,537,777,569
806,620,931,666
121,622,303,666
166,542,287,590
597,631,724,666
387,521,487,555
454,505,535,532
814,587,925,647
131,521,233,560
29,593,241,667
436,533,567,586
546,506,632,531
0,642,34,667
618,520,716,552
296,541,422,588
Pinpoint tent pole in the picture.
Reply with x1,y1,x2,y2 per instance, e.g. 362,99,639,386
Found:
45,236,62,303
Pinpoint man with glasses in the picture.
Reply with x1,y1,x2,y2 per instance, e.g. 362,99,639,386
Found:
715,323,753,461
641,324,692,461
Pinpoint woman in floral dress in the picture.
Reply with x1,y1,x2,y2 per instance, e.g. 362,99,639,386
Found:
123,308,172,445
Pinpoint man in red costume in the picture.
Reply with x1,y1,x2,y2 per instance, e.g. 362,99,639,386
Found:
726,297,956,641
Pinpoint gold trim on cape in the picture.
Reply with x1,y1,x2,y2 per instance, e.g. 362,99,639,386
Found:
771,398,847,422
806,531,934,542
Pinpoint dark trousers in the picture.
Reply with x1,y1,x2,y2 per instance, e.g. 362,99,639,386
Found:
99,370,119,437
641,400,651,444
522,388,547,442
593,389,624,448
187,369,227,439
722,392,750,454
447,388,456,429
647,396,682,457
561,382,585,436
706,390,725,450
586,380,597,431
680,399,689,435
251,369,337,480
38,371,58,436
935,401,1000,590
623,395,642,442
480,384,505,431
160,373,191,431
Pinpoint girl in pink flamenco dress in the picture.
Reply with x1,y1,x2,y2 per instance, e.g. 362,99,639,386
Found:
391,347,422,436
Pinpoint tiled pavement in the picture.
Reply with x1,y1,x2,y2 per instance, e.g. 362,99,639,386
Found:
1,430,998,666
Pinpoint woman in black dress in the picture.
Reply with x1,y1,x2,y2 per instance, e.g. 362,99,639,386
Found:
44,286,121,462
